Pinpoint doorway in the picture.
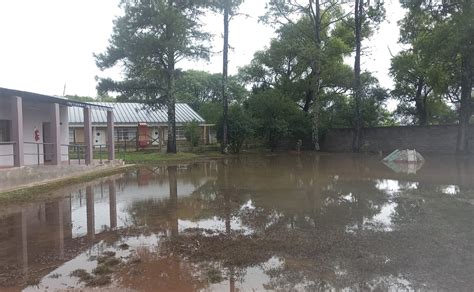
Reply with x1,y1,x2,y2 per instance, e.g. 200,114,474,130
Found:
43,122,53,163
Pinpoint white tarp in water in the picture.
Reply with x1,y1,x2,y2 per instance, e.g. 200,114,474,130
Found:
383,149,425,163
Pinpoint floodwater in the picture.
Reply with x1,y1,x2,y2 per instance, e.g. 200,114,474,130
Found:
1,153,474,291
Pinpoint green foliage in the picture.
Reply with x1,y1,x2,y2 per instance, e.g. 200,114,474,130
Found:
240,15,354,111
198,102,222,125
217,105,253,153
95,0,212,152
66,95,116,102
95,0,211,103
393,0,473,144
176,70,247,111
246,90,309,151
184,121,202,147
320,73,394,129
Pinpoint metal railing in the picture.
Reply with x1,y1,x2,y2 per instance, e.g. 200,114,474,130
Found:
0,142,16,165
1,141,126,167
93,143,126,163
65,144,88,165
24,141,55,165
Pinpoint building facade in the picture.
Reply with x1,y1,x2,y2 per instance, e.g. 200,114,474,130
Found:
0,88,114,168
68,102,215,148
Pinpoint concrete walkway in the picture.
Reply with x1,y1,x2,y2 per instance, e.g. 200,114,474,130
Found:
0,160,126,193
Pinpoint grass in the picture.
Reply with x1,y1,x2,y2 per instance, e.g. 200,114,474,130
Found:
96,150,225,164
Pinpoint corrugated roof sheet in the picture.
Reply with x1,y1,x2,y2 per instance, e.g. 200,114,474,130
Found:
69,102,205,125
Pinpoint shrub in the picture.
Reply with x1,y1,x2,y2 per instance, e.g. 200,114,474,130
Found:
184,120,201,148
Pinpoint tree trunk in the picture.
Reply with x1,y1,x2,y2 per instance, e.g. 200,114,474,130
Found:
414,78,428,126
311,0,322,151
456,52,473,154
456,1,473,154
352,0,363,152
167,55,177,154
303,89,313,112
221,0,230,154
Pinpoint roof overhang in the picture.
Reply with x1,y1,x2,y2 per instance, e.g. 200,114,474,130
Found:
0,87,111,111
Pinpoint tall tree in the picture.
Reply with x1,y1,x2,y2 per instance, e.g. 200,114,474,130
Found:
351,0,385,152
209,0,244,153
176,70,247,111
263,0,350,150
400,0,474,153
95,0,210,153
390,51,432,125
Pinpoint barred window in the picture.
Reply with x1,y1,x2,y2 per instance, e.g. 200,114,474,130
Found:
0,120,11,142
69,129,75,143
115,128,137,141
176,127,185,140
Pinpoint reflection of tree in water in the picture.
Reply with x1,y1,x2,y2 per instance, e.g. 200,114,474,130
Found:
121,155,474,290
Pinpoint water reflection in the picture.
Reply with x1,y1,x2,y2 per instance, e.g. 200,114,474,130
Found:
0,154,473,290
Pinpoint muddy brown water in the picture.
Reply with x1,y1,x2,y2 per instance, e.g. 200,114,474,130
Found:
1,153,474,291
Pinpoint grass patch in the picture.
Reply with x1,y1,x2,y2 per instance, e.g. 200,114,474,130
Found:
118,151,224,164
70,269,93,282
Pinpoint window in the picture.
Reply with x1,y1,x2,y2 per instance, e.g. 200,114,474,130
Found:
176,127,185,140
115,128,137,142
0,120,11,142
69,129,75,143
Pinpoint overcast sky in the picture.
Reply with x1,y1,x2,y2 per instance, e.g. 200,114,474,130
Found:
0,0,406,98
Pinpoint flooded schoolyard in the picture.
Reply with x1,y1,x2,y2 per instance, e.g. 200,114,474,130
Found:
1,153,474,291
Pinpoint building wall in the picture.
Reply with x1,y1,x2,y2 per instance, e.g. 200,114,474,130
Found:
0,98,69,167
70,125,210,146
322,125,474,154
0,98,14,166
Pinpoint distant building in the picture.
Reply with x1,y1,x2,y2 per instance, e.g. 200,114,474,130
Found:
68,102,215,148
0,88,113,167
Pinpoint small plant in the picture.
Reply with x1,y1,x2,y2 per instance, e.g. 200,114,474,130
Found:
184,120,201,149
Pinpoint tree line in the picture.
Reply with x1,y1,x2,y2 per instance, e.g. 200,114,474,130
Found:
95,0,473,154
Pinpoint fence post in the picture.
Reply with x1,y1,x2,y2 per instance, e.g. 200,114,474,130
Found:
37,143,40,165
99,145,103,164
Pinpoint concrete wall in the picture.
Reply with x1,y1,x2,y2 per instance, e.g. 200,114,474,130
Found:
0,98,69,167
322,124,473,154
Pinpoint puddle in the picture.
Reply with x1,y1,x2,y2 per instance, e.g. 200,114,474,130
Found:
1,154,474,291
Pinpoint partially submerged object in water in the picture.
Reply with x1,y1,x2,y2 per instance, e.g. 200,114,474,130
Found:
382,149,425,174
383,149,425,163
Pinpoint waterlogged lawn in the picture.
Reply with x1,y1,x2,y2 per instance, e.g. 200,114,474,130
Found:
2,154,474,291
95,150,224,164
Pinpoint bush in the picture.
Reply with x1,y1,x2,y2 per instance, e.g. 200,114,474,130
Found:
247,90,306,151
184,121,201,148
217,105,254,153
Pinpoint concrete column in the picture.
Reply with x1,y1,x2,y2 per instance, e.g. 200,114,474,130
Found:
107,110,115,161
108,180,117,229
83,107,93,165
11,96,24,167
51,103,61,165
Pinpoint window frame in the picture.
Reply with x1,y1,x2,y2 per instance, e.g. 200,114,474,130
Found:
0,120,11,143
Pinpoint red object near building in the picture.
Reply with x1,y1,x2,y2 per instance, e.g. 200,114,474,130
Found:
34,128,40,142
138,123,150,148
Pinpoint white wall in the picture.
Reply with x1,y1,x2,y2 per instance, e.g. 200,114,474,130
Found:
0,98,69,167
0,98,14,166
92,127,107,147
